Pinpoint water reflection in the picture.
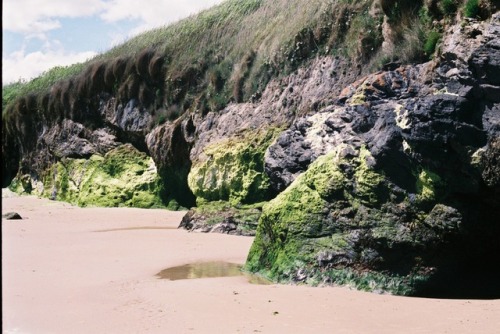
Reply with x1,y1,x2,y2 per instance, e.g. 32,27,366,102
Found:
156,261,273,285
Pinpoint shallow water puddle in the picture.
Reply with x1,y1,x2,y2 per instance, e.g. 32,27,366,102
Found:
156,261,272,285
94,226,178,232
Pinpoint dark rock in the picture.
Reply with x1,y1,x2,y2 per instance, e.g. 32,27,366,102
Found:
382,62,401,71
113,99,152,133
469,42,500,86
480,84,500,102
481,138,500,188
2,212,22,220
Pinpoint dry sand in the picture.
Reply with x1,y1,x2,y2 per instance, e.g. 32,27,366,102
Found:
2,190,499,334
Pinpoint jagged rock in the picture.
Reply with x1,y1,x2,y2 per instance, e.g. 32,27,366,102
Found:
188,129,280,205
43,119,120,159
265,65,429,192
190,55,360,162
145,119,196,208
112,99,152,133
469,41,500,86
184,55,363,205
481,137,500,188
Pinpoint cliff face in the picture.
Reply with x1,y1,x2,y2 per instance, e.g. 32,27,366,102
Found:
2,1,499,296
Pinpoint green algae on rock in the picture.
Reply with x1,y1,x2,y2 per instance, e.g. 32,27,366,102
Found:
245,146,463,295
182,128,283,235
188,128,281,205
10,144,166,208
415,168,443,204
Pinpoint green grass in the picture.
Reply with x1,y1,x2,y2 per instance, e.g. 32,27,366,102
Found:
344,7,383,61
464,0,480,18
369,0,459,68
440,0,459,16
2,64,85,115
4,0,494,116
423,30,441,57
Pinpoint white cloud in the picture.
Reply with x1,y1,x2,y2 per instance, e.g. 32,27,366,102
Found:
100,0,226,35
2,0,226,84
2,47,97,85
100,0,223,23
3,0,225,35
108,31,130,49
3,0,227,47
3,0,105,34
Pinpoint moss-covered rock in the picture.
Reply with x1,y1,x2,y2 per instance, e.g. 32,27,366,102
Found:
188,128,281,205
415,168,443,204
10,144,166,208
245,146,465,295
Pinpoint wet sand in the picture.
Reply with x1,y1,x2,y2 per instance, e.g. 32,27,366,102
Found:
2,191,499,333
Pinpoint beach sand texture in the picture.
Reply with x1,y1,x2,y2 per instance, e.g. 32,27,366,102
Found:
2,190,499,333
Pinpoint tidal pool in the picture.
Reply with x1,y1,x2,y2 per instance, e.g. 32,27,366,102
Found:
156,261,272,285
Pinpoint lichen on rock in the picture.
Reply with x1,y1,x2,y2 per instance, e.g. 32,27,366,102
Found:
415,168,443,204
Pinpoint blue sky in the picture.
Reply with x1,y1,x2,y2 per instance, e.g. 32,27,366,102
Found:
2,0,226,85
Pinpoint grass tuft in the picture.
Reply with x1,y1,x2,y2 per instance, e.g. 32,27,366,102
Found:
423,30,441,57
440,0,458,16
464,0,480,18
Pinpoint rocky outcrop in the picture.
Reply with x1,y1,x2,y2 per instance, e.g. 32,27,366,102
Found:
7,42,363,211
2,0,499,298
246,13,500,297
5,89,163,208
178,55,365,226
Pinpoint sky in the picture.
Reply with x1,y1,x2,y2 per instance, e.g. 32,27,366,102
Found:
2,0,226,85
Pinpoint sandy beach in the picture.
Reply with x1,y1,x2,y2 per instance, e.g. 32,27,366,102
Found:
2,190,499,334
